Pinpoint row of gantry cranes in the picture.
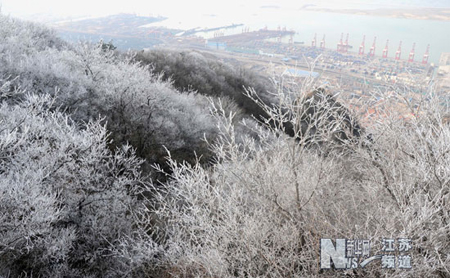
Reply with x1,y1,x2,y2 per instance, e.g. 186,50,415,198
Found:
310,33,430,65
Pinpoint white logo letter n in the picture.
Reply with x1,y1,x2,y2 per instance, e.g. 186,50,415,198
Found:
320,239,347,269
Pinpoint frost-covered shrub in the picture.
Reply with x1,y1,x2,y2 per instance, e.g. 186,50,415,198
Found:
350,90,450,277
134,49,276,121
152,84,450,277
0,14,64,55
0,14,218,171
151,97,363,277
69,43,218,168
0,90,158,277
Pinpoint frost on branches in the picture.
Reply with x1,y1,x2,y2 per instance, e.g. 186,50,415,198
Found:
0,90,158,277
0,13,217,170
152,86,450,278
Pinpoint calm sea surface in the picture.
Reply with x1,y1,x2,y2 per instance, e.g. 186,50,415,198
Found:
150,7,450,64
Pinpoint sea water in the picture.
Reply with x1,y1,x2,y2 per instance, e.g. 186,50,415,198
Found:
148,4,450,64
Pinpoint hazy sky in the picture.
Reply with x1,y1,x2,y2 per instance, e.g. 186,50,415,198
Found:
0,0,295,18
2,0,449,20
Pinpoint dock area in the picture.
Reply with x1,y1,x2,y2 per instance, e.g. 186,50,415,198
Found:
211,29,295,45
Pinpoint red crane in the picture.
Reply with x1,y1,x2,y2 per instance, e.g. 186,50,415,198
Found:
395,41,402,60
320,34,326,50
422,44,430,64
311,33,317,48
337,33,344,52
343,33,349,53
359,35,365,55
382,39,389,58
408,42,416,63
369,36,376,57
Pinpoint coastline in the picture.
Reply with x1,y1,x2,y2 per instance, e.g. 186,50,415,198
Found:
302,8,450,22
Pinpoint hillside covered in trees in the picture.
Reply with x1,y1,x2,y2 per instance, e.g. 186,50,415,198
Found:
1,14,450,278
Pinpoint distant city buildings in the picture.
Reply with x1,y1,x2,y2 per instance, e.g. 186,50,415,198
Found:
438,53,450,88
439,52,450,66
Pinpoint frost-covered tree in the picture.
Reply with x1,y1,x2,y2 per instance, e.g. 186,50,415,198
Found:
0,88,159,277
134,49,276,121
0,14,219,173
3,12,449,278
151,81,450,277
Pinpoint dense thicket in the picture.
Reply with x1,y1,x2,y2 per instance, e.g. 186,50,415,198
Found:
135,51,366,147
0,15,224,173
0,88,159,277
152,83,450,278
134,50,276,121
1,14,449,278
